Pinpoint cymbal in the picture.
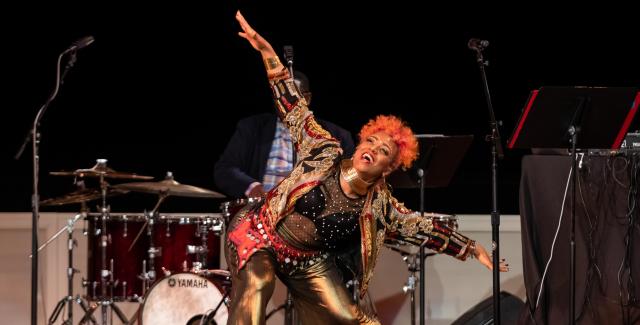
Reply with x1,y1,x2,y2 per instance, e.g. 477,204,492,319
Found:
50,159,153,180
114,173,225,198
40,188,129,206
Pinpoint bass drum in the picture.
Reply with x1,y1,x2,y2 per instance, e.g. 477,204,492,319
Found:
139,272,228,325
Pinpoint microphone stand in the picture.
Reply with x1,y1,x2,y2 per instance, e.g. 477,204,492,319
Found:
284,45,294,76
15,46,79,325
470,41,504,325
418,168,427,325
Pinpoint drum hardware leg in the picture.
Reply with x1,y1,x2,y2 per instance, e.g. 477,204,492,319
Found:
79,301,99,325
110,301,129,324
402,254,418,325
47,295,69,325
284,290,295,325
76,296,98,324
396,249,435,325
31,214,86,325
101,302,108,325
125,305,141,325
266,290,295,324
79,296,132,324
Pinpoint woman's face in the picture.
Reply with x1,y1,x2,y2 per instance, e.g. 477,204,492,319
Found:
353,131,398,182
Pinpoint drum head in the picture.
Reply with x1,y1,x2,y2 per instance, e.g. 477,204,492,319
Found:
140,272,228,325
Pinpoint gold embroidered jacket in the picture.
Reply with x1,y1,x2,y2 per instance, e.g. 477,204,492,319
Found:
263,76,473,297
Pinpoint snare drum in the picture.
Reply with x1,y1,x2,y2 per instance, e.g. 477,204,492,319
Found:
86,213,148,301
139,272,228,325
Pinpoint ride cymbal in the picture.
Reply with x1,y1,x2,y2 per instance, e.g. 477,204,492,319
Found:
114,172,225,198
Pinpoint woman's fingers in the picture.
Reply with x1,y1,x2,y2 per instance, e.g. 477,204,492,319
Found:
236,11,257,36
483,258,510,272
500,261,509,272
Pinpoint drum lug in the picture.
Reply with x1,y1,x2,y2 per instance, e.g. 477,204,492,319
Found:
186,245,208,255
148,246,162,258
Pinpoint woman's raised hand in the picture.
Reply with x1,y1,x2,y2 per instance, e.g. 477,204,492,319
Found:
235,10,276,57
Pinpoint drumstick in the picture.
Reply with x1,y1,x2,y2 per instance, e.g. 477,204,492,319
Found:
128,219,148,252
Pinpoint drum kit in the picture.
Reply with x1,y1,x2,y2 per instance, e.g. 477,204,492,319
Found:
38,159,230,325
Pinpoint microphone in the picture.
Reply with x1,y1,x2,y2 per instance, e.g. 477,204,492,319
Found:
283,45,294,66
68,36,95,51
60,36,94,84
468,38,489,51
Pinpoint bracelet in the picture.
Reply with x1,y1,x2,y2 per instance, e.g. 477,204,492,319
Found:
267,66,289,80
263,56,282,70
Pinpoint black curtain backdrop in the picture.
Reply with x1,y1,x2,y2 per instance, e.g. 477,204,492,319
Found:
1,2,639,214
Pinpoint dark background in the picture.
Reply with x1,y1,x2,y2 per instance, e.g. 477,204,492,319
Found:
1,2,638,215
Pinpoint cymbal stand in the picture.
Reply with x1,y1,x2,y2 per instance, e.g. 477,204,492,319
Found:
29,212,96,325
80,170,128,324
385,243,435,325
404,253,419,325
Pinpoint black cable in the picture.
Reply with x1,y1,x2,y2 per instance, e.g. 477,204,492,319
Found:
577,155,603,320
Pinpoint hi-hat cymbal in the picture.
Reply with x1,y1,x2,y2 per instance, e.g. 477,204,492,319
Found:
50,159,153,180
40,187,129,206
114,172,225,198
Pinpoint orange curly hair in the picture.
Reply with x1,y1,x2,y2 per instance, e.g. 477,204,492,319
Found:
358,115,419,170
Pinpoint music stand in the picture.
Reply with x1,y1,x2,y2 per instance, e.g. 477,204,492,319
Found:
507,86,640,324
387,134,473,325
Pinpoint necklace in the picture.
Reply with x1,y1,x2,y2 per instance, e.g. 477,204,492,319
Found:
340,159,374,196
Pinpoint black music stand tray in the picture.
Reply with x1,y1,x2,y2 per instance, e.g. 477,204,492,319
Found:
507,86,640,324
387,134,473,325
387,134,473,189
508,86,640,150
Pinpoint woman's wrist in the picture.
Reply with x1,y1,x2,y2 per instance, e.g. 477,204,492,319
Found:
262,54,288,79
263,56,282,71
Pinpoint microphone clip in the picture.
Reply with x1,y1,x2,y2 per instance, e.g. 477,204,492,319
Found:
468,38,489,52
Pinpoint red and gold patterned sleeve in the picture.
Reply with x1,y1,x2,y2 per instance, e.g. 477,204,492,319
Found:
379,192,475,261
268,75,341,161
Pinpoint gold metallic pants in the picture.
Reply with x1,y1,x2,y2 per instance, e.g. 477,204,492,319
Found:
225,245,379,325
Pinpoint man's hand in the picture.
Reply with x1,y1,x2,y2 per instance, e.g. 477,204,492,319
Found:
247,183,266,198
